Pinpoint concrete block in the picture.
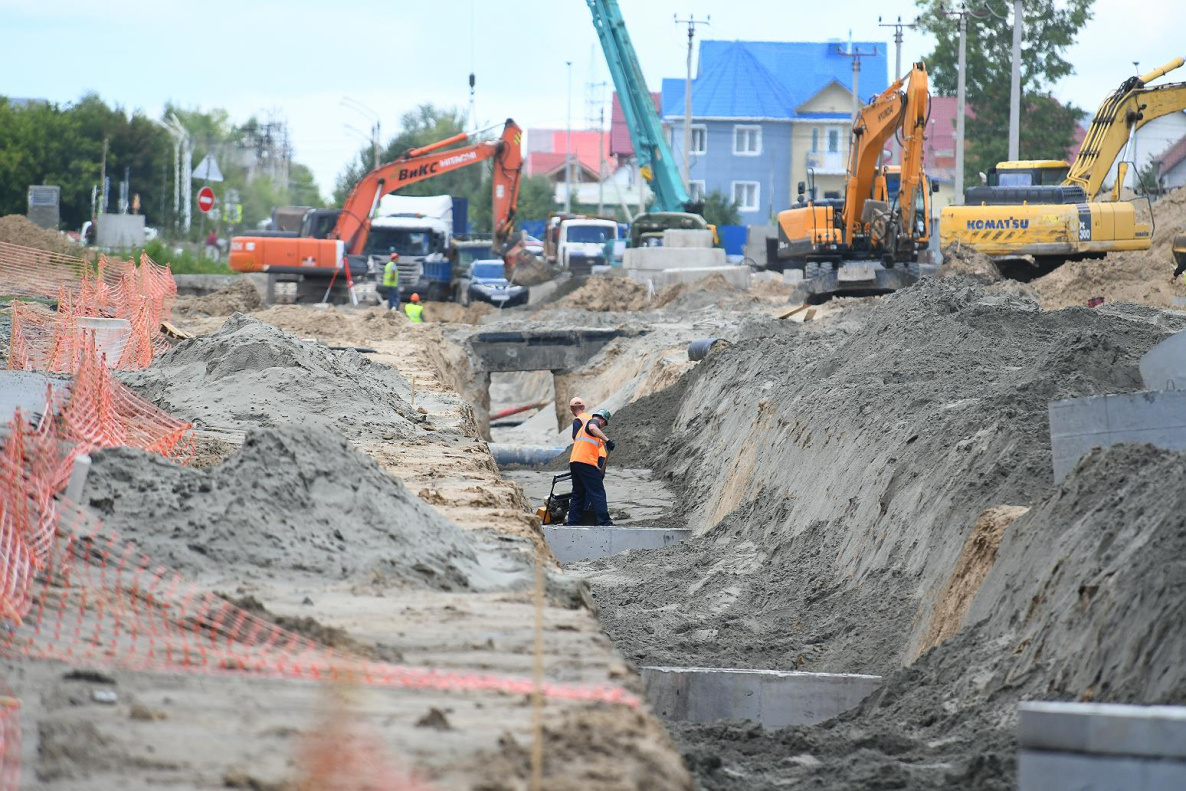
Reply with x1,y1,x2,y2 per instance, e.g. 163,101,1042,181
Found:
744,225,775,266
1139,330,1186,390
623,247,726,271
1019,702,1186,760
662,229,714,249
627,266,750,290
642,667,882,729
0,371,71,424
1020,750,1186,790
1048,391,1186,482
95,214,146,249
783,269,804,284
542,526,691,563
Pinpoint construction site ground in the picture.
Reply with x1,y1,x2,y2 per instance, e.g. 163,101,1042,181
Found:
3,189,1186,789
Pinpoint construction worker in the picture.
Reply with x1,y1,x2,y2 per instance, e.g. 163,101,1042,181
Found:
383,252,400,310
568,396,590,439
567,402,615,526
589,409,613,476
404,293,424,323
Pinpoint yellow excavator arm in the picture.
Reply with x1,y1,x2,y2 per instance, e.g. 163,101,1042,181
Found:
842,62,929,244
1066,57,1186,200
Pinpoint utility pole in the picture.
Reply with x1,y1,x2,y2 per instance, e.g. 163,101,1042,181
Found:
879,15,918,164
674,13,710,190
598,105,606,216
941,3,977,204
565,60,573,213
1008,0,1023,161
99,136,109,215
834,43,878,127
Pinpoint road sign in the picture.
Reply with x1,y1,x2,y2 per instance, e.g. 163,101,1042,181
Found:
197,186,215,214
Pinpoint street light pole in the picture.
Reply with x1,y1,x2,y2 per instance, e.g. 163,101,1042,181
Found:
879,15,918,164
675,14,710,190
834,44,878,127
941,3,977,203
565,60,573,213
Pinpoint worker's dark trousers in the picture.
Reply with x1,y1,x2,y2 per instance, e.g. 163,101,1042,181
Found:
568,462,612,526
386,289,400,310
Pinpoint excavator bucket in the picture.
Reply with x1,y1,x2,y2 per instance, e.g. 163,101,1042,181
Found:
504,242,558,287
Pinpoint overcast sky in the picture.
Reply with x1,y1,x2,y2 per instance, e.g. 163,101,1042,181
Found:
2,0,1184,197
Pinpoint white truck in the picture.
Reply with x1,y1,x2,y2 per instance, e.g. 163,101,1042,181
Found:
557,218,618,275
364,195,461,301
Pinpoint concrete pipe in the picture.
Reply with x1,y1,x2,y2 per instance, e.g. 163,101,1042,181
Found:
488,444,567,467
687,338,731,362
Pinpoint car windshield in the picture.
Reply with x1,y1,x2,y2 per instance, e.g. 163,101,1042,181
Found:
566,225,615,244
363,228,432,257
472,262,505,280
456,246,492,267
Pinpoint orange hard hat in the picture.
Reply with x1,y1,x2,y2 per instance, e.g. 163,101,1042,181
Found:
389,251,399,258
410,293,421,303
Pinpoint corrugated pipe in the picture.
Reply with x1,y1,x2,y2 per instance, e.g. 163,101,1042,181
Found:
687,338,732,362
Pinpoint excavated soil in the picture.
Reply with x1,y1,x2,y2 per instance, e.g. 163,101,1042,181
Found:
171,279,262,318
84,426,481,590
0,214,77,254
123,313,424,441
545,276,654,313
572,277,1186,788
587,279,1183,673
673,443,1186,790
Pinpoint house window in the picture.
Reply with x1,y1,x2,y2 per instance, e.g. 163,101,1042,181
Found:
827,129,840,153
731,181,760,212
690,125,707,155
689,180,706,201
733,125,761,156
811,128,820,152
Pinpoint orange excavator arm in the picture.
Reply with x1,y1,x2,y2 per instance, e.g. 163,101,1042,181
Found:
842,73,908,242
333,119,524,254
897,63,930,238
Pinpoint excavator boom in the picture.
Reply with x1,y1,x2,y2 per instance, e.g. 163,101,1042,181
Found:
1066,57,1186,200
843,75,908,242
334,120,524,254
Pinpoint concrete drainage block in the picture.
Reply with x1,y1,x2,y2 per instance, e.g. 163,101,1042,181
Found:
642,666,883,729
1019,702,1186,790
541,526,691,563
1048,391,1186,482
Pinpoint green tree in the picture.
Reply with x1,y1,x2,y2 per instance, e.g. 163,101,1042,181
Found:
916,0,1094,187
470,174,557,232
701,189,740,227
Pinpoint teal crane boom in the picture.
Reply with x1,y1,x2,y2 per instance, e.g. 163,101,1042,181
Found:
587,0,696,213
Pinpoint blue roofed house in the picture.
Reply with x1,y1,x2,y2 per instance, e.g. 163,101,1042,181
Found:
662,41,888,222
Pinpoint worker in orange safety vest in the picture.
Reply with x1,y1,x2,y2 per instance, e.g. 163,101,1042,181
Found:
567,399,614,526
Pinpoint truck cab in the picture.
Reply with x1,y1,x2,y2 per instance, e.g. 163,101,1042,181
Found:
558,219,618,275
363,194,460,301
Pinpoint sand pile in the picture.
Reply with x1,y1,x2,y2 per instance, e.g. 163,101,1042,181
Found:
545,277,653,312
429,301,494,324
652,273,742,310
674,443,1186,790
0,214,76,254
586,278,1182,677
124,314,424,441
939,243,1002,284
172,279,262,318
84,425,481,589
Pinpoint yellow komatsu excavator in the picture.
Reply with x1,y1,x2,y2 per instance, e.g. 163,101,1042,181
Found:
939,57,1186,273
776,62,938,302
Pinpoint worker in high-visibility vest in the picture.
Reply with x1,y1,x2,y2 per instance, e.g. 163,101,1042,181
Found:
382,253,400,310
567,401,614,526
404,293,424,323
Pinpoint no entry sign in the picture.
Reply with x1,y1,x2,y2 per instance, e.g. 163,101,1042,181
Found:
197,186,215,213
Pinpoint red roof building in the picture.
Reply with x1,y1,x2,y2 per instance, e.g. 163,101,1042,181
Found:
609,91,661,159
525,129,613,180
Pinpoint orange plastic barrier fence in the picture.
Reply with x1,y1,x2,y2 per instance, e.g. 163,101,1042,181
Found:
4,243,176,372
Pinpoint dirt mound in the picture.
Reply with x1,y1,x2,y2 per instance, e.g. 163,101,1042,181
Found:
673,443,1186,790
652,273,740,309
172,279,262,318
83,426,480,589
939,243,1002,284
585,278,1181,677
0,214,76,254
545,276,652,312
428,301,494,324
748,276,793,298
123,313,424,441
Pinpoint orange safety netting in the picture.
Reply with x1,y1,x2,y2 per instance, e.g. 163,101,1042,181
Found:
4,243,176,372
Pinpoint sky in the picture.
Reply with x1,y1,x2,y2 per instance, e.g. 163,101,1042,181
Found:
2,0,1184,199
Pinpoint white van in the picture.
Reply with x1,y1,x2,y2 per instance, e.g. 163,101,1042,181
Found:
558,219,617,275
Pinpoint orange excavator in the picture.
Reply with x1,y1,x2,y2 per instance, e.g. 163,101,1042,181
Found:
230,118,546,299
775,62,937,302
